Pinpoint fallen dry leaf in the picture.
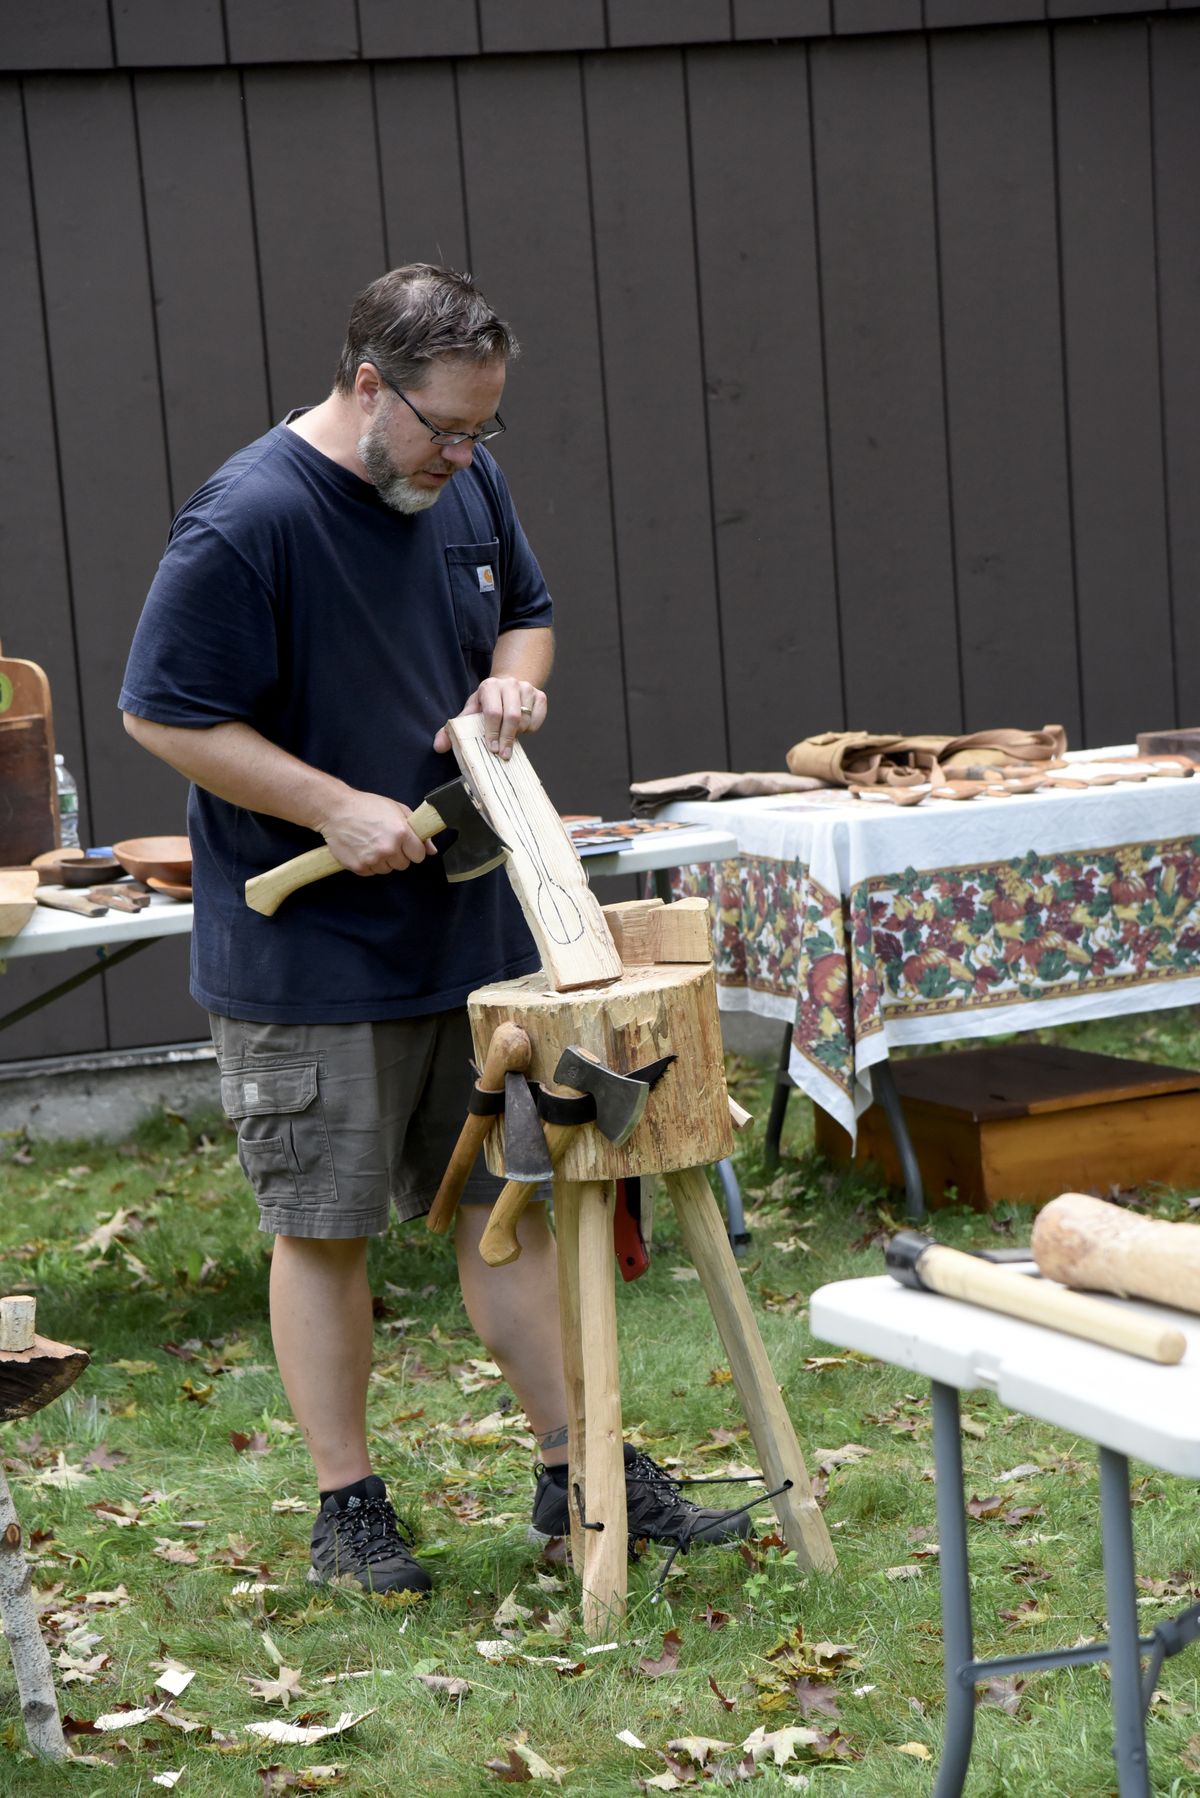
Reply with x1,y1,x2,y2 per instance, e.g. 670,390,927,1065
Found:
54,1650,109,1685
154,1539,199,1566
789,1678,840,1721
415,1673,470,1700
246,1667,305,1706
494,1588,535,1632
666,1736,732,1765
998,1462,1042,1483
92,1703,166,1731
245,1709,375,1746
708,1674,736,1711
80,1444,128,1472
978,1676,1026,1714
33,1453,90,1491
966,1495,1006,1520
230,1430,272,1455
485,1746,531,1782
638,1629,683,1678
258,1770,346,1794
742,1724,821,1765
616,1729,646,1749
896,1742,932,1760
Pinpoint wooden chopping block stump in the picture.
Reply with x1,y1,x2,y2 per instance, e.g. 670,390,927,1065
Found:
468,963,835,1636
469,961,734,1181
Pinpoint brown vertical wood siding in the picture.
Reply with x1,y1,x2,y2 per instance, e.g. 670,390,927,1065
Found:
1,4,1197,1060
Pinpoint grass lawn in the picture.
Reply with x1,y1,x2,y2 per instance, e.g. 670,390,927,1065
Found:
3,1010,1200,1795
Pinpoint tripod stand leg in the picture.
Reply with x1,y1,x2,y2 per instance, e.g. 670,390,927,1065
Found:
552,1180,587,1576
571,1180,628,1635
664,1165,837,1574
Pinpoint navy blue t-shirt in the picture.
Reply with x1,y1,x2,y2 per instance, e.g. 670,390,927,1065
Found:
119,419,552,1022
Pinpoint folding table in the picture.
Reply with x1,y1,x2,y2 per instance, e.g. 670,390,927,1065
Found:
0,896,194,1038
810,1271,1200,1797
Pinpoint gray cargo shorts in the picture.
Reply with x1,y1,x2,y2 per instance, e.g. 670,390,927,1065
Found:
210,1011,515,1239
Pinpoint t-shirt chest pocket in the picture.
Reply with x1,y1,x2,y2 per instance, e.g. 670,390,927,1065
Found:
445,540,501,652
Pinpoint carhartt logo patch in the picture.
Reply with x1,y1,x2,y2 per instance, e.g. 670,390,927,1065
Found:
476,565,495,592
244,1080,259,1106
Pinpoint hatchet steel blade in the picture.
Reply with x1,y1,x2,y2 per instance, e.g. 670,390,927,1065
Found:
553,1045,648,1148
502,1072,554,1183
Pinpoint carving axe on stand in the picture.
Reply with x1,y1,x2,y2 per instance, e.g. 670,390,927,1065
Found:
478,1046,660,1268
426,1023,552,1236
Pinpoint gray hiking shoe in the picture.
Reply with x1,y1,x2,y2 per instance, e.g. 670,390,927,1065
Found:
309,1474,431,1595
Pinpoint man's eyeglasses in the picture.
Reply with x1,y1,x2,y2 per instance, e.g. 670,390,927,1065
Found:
384,381,506,448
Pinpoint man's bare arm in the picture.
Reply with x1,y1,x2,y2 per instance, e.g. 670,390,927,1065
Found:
432,625,554,760
121,715,431,874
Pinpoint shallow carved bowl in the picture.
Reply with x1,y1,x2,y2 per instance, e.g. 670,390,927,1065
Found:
112,835,192,885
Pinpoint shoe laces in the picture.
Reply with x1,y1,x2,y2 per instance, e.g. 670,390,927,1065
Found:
624,1447,694,1509
332,1492,415,1561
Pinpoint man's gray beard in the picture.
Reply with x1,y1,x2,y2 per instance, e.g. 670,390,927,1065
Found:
357,419,444,515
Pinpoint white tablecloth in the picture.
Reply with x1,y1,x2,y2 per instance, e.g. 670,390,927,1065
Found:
659,756,1200,1138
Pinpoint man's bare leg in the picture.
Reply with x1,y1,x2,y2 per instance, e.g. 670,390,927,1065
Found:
454,1203,569,1467
269,1234,374,1490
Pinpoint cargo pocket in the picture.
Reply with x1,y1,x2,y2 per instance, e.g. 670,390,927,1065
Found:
445,540,501,653
220,1060,335,1212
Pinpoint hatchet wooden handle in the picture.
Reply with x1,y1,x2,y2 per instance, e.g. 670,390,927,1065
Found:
913,1241,1185,1365
244,799,447,917
427,1024,531,1235
478,1124,576,1266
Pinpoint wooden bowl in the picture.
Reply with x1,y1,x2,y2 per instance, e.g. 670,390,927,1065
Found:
112,836,192,884
61,852,125,886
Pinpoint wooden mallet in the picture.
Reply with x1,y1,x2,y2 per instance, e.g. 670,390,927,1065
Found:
1033,1191,1200,1315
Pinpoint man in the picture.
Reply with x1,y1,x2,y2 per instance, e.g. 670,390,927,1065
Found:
121,264,747,1596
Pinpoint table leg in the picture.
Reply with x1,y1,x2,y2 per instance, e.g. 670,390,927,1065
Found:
930,1381,975,1798
552,1181,587,1576
573,1181,627,1637
872,1059,926,1223
664,1165,836,1572
763,1020,794,1173
1098,1448,1151,1798
0,939,150,1035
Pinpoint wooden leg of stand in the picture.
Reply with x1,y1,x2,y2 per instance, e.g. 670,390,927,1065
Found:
553,1181,587,1577
664,1165,837,1574
573,1180,628,1636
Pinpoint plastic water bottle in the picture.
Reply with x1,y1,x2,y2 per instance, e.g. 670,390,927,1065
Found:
54,752,80,849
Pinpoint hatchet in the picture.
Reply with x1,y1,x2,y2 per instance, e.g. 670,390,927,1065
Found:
244,776,507,917
886,1231,1185,1365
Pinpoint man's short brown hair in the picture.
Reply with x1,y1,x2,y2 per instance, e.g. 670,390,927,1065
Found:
334,264,518,396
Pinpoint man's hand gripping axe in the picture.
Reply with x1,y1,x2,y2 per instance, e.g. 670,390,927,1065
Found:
244,775,507,917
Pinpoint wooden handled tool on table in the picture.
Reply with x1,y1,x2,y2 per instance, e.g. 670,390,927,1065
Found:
886,1230,1186,1364
1033,1192,1200,1315
426,1024,536,1235
244,776,508,918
